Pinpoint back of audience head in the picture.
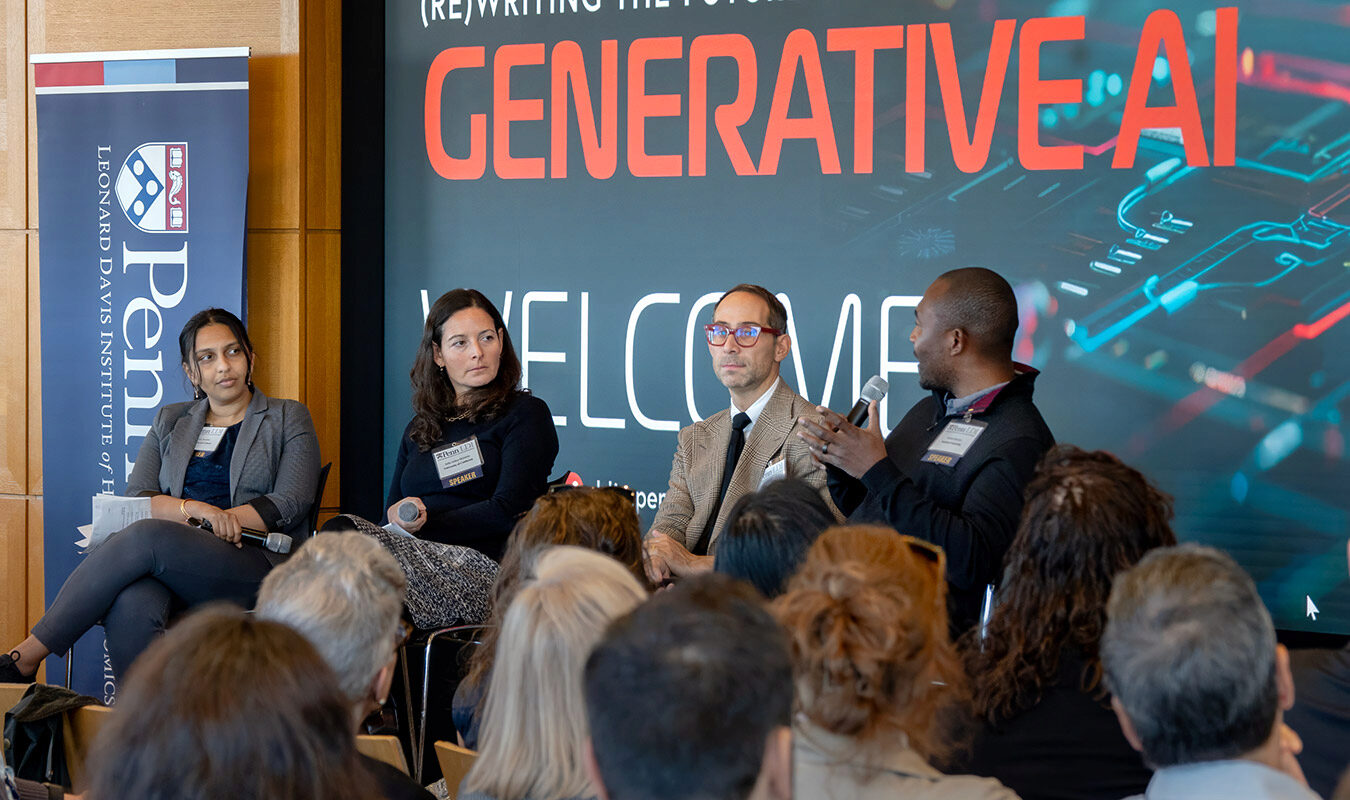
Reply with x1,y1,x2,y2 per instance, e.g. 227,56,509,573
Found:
715,478,834,598
965,444,1176,722
256,532,408,726
85,605,378,800
585,572,792,800
465,487,650,694
465,546,647,800
775,524,965,762
1102,544,1292,769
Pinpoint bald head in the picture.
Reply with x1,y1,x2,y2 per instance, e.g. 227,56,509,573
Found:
929,268,1019,359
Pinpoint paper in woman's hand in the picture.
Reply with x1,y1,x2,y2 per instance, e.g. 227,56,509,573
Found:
77,495,153,551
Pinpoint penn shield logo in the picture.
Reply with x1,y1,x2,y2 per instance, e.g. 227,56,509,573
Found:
116,143,188,233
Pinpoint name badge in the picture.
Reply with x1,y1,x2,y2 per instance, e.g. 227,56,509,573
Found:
433,436,485,488
921,420,988,467
759,457,788,488
193,426,227,455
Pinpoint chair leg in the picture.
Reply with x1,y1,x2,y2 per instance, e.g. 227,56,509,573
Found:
416,634,439,785
398,643,418,780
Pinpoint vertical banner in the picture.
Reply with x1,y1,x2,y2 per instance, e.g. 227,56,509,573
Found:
31,47,249,699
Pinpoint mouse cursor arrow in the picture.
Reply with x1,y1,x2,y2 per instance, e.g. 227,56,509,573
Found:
1307,596,1319,621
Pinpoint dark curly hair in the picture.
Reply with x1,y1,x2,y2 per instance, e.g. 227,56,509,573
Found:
408,289,523,451
961,445,1176,723
775,525,968,762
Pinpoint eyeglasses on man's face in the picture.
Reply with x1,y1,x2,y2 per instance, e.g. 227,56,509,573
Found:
704,323,783,347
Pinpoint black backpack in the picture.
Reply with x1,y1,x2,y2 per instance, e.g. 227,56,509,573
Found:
2,685,99,789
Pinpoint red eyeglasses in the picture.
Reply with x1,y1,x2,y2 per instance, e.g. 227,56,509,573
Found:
704,323,783,347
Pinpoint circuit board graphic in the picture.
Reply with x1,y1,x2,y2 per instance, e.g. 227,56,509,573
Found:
820,0,1350,632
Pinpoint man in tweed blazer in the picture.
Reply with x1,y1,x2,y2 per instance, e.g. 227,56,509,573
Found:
645,284,837,583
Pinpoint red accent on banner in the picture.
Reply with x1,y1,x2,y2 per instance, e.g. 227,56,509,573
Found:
34,61,104,87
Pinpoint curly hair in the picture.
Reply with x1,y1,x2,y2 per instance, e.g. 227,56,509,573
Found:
408,289,523,451
464,487,651,694
961,444,1176,724
774,525,968,762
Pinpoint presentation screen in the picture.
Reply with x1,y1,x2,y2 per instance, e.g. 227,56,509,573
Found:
387,0,1350,633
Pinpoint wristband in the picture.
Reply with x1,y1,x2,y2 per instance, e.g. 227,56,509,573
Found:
180,498,192,521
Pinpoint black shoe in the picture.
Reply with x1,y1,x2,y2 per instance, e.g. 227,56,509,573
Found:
0,650,35,684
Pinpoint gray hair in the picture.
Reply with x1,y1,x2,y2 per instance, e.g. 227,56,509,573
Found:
256,532,407,706
1101,544,1278,767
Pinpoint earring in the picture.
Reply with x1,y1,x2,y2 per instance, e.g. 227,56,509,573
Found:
193,385,204,400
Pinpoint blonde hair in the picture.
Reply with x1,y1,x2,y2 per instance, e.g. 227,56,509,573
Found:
464,546,647,800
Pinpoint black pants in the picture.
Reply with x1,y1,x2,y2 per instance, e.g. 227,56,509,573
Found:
31,518,274,676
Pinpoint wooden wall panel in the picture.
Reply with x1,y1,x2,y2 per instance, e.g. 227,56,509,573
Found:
247,231,303,403
0,498,27,650
248,53,302,230
25,230,39,495
0,231,25,494
305,230,339,508
304,0,341,231
0,0,26,228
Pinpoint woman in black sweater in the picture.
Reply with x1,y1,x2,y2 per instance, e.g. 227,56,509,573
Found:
956,445,1175,800
357,289,557,629
385,288,557,562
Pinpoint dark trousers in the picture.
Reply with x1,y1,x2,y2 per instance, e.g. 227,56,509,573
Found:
31,518,273,676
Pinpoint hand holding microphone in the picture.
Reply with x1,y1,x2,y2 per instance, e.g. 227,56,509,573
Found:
796,375,891,479
188,515,293,554
386,496,427,534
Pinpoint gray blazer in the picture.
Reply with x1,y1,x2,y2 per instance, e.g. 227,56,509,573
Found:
126,388,321,544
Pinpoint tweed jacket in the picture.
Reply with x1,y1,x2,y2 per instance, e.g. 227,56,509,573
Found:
651,380,837,554
126,388,321,544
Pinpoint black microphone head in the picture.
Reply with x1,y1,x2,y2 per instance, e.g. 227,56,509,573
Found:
266,532,293,554
861,375,889,402
397,501,419,523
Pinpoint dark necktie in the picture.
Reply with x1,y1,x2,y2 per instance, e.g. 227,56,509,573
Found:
694,412,751,556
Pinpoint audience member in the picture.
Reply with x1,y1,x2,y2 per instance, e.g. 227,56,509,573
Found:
583,573,792,800
455,486,650,749
1282,540,1350,799
776,525,1017,800
459,546,646,800
713,478,835,598
256,532,434,800
959,445,1175,800
1,308,320,680
83,606,379,800
1102,544,1315,800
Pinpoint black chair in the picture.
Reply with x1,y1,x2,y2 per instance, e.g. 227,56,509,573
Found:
397,623,489,784
307,462,333,540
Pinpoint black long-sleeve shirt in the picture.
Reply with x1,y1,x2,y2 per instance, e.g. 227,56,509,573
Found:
386,392,558,561
829,369,1053,630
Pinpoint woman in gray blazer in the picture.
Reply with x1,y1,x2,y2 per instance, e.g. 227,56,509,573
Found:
0,308,320,680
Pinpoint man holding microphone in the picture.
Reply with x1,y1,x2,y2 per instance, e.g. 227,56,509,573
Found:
797,268,1054,630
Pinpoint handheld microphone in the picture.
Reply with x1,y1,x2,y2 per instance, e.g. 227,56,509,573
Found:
190,517,293,554
846,376,889,427
397,501,420,524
